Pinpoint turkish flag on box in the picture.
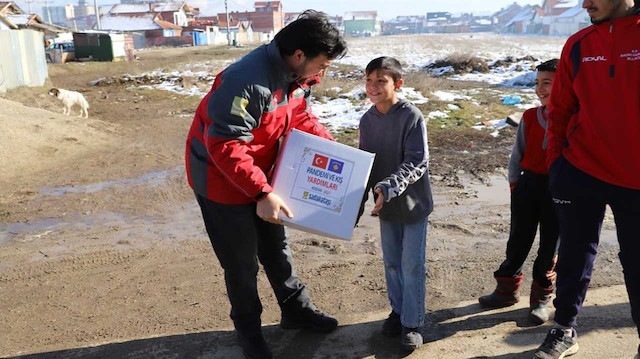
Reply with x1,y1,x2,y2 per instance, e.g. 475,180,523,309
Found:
271,129,375,240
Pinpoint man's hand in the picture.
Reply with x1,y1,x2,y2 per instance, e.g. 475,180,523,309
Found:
371,188,384,215
257,193,293,224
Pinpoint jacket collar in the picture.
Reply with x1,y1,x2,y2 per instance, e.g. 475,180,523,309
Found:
266,41,322,88
595,7,640,32
267,41,299,84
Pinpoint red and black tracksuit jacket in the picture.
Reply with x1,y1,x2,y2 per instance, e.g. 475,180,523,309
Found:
547,11,640,189
508,106,551,183
185,42,334,204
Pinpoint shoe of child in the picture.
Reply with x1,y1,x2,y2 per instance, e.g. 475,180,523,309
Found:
400,326,423,351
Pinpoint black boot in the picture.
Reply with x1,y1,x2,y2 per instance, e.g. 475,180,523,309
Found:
280,307,338,333
478,274,523,308
529,279,553,325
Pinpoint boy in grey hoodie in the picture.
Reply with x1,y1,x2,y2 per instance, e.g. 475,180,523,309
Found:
358,56,433,351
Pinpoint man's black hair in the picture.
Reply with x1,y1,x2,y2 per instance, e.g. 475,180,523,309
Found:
536,59,559,72
365,56,403,82
274,10,347,60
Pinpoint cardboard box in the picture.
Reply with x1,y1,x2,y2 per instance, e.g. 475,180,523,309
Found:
271,129,375,240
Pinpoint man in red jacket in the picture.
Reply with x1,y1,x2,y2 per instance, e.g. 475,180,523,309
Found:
532,1,640,358
185,11,346,359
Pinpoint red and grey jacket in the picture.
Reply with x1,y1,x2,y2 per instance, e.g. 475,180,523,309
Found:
508,106,550,183
547,10,640,189
185,41,334,204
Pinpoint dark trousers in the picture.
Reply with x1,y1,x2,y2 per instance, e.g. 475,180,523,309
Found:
195,193,314,337
549,156,640,335
495,171,560,288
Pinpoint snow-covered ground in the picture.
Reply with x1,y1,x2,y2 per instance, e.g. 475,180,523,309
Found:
338,33,566,86
311,86,428,129
337,33,566,71
126,34,563,130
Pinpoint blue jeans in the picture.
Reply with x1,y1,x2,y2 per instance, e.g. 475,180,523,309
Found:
379,218,428,328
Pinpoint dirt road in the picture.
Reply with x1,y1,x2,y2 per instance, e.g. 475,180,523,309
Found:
0,45,634,359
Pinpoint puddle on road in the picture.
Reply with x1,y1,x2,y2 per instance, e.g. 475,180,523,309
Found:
462,175,510,206
0,202,205,246
437,174,618,245
40,166,185,196
0,212,134,244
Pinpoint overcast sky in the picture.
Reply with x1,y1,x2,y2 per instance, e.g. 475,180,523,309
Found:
18,0,545,20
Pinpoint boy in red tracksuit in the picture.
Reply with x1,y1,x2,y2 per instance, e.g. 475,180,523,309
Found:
479,59,560,325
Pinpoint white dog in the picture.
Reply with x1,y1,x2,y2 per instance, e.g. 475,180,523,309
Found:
49,88,89,118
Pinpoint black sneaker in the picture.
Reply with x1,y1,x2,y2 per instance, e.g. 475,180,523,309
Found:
533,328,579,359
400,326,423,351
382,311,402,336
236,331,273,359
280,308,338,333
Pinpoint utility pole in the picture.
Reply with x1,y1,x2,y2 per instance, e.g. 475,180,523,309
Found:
93,0,101,29
224,0,231,46
44,0,52,23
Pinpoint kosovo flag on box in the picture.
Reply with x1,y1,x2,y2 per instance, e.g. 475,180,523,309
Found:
328,159,344,174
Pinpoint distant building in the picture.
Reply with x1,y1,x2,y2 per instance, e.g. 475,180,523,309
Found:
504,5,543,33
426,12,451,21
0,1,69,35
383,15,424,35
468,17,493,32
47,4,75,25
542,0,578,16
108,2,190,26
283,11,300,26
75,0,95,19
548,3,589,36
492,2,522,25
99,12,184,48
541,0,580,33
343,11,380,37
284,11,342,33
219,1,283,37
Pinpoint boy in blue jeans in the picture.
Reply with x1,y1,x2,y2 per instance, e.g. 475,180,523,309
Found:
358,56,433,351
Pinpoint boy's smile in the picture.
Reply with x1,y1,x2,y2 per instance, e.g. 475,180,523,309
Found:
365,69,404,114
535,71,554,107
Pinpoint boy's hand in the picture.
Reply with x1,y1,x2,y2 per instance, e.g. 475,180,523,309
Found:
257,193,293,224
510,182,517,192
371,188,384,215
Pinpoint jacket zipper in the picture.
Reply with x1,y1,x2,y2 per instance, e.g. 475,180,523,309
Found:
609,22,615,77
281,86,295,139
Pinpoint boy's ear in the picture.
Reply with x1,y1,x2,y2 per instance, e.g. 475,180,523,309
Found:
394,78,404,91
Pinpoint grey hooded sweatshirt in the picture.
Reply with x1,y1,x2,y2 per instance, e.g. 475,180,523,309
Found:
358,99,433,224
